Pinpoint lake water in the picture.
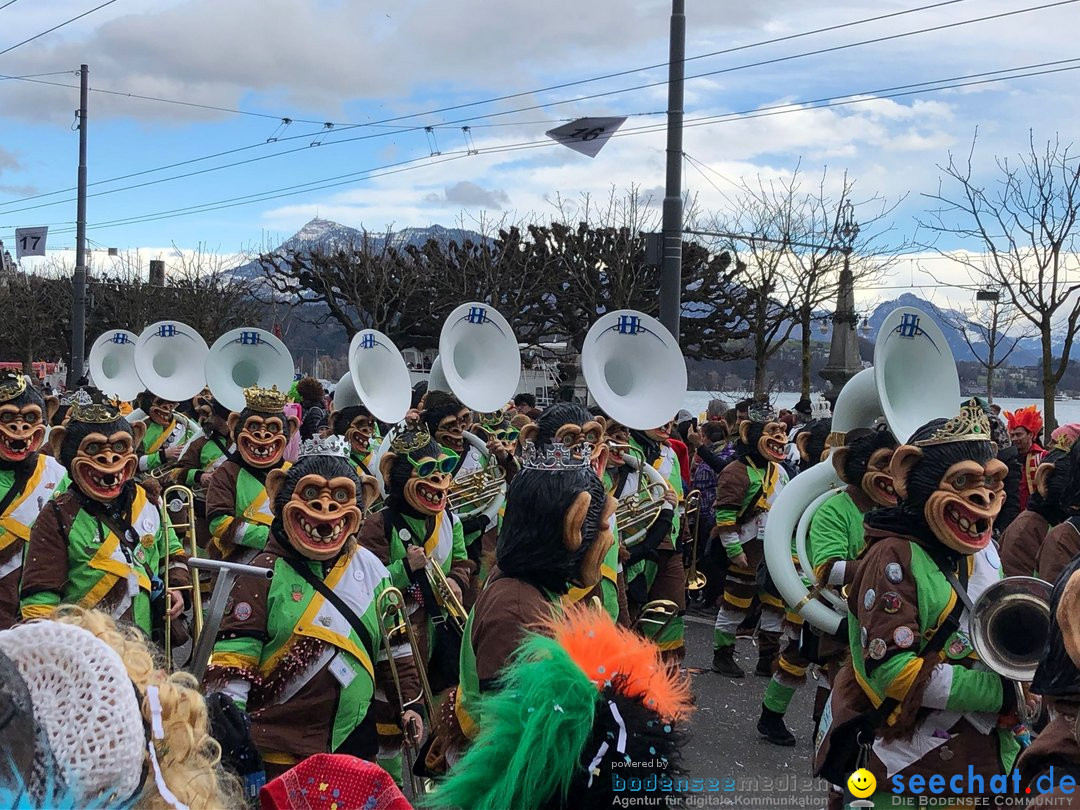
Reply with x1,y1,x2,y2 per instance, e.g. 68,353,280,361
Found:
682,391,1080,426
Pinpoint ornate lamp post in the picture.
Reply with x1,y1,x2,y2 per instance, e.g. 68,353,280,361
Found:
820,200,863,392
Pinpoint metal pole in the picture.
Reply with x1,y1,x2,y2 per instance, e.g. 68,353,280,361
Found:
69,64,89,387
659,0,685,342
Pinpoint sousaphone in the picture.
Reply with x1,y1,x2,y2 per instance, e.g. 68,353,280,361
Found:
763,307,961,633
205,327,294,413
87,329,141,401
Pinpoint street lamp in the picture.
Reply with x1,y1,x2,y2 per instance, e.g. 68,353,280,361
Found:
819,199,863,392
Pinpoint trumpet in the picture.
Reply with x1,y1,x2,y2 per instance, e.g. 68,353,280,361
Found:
425,556,468,635
610,443,670,545
161,483,204,671
683,489,706,591
376,587,436,797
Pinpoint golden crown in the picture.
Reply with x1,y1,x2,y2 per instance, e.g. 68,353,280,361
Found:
0,373,27,403
243,384,287,414
70,401,123,424
915,399,992,447
1052,431,1079,453
389,426,435,455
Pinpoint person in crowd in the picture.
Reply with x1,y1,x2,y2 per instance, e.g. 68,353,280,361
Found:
296,377,328,441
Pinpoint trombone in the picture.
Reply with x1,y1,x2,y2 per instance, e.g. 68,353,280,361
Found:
683,489,706,591
376,587,436,797
159,486,204,669
425,555,468,635
161,483,204,670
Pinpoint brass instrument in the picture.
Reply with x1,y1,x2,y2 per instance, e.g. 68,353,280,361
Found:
376,586,436,797
161,483,204,670
446,431,506,522
425,555,468,635
971,576,1052,727
610,443,669,545
683,489,706,591
632,599,680,639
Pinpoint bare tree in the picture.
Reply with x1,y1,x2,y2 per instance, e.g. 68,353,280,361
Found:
922,132,1080,429
0,266,70,371
164,244,261,340
949,293,1032,405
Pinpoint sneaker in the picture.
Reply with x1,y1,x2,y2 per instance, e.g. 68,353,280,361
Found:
757,708,796,746
711,646,745,678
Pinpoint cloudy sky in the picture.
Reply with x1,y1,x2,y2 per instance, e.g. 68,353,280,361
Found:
1,0,1079,309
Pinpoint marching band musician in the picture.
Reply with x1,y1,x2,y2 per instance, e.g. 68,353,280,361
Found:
205,385,297,564
331,402,380,478
1034,437,1080,584
133,390,197,476
0,373,65,630
174,390,233,491
20,395,189,637
711,403,791,678
203,436,422,778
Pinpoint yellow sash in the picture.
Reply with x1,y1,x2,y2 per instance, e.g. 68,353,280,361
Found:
82,489,154,608
145,419,177,455
0,455,50,549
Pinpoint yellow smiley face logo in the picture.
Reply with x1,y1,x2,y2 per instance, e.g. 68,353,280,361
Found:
847,768,876,798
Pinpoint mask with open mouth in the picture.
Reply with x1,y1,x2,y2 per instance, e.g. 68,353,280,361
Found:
0,374,56,465
421,391,470,455
267,453,377,561
832,427,899,509
379,427,454,517
888,400,1005,555
737,417,788,465
227,386,298,470
50,400,144,503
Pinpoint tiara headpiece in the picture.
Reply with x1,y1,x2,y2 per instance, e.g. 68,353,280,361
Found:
0,373,27,403
810,394,832,420
243,385,287,414
914,399,992,447
70,401,123,424
60,389,94,407
747,402,779,424
297,435,350,459
520,440,593,471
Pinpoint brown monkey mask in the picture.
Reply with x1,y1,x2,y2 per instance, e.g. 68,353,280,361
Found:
566,491,618,588
267,455,377,561
890,407,1006,555
434,407,472,454
345,414,377,455
0,374,57,463
603,420,631,468
738,419,788,464
51,417,144,502
379,429,456,517
228,410,297,469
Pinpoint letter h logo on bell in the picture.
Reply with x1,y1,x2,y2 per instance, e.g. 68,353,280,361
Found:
239,331,262,345
156,324,177,338
359,333,375,350
112,332,131,344
896,313,923,340
616,314,640,335
467,306,487,324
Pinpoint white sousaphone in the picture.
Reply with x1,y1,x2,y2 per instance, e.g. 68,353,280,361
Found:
205,327,294,413
763,306,961,634
87,329,142,401
582,310,688,543
133,320,209,403
347,329,411,424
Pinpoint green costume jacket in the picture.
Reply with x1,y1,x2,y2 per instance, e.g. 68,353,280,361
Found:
206,460,290,562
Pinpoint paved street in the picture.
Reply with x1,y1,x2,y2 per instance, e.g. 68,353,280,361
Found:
679,610,833,809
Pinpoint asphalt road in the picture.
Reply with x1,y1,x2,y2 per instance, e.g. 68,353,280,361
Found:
679,608,834,809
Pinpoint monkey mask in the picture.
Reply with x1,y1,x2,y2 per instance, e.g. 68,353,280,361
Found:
421,391,471,455
379,427,457,517
886,400,1006,555
227,386,297,470
332,405,378,457
794,418,832,473
601,417,631,468
0,374,56,465
520,403,608,476
497,463,616,592
136,391,178,428
475,411,520,457
50,399,143,502
831,425,899,508
267,450,378,561
737,417,788,466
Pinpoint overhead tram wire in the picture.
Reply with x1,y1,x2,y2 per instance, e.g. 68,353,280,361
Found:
0,0,1055,210
0,0,119,57
0,1,22,11
4,51,1077,222
21,55,1080,242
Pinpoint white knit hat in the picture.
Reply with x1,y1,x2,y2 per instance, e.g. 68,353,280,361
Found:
0,622,146,804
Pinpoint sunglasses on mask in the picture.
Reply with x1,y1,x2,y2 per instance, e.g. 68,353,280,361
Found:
493,428,520,442
408,451,459,478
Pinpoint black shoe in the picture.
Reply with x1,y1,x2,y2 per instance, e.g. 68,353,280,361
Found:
755,657,774,677
757,707,796,746
712,647,744,678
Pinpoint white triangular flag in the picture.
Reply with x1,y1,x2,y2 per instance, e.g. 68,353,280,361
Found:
545,117,627,158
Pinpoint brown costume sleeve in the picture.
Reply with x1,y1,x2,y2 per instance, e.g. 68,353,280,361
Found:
712,461,750,520
19,495,78,618
355,512,390,564
205,461,239,527
1037,521,1080,584
999,511,1048,578
203,551,274,690
176,435,207,472
472,577,556,685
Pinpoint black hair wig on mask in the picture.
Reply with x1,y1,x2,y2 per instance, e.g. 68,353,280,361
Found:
1054,439,1080,516
840,425,898,485
331,404,374,437
796,418,832,473
421,390,465,437
58,416,133,472
1031,553,1080,699
497,467,607,594
535,403,592,447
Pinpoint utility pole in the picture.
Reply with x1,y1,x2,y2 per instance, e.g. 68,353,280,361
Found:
68,64,89,387
658,0,685,342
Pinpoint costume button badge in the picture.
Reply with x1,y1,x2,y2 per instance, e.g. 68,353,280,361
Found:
947,631,971,659
863,589,877,611
319,615,333,627
885,562,903,584
893,626,914,649
880,592,902,614
860,627,868,649
140,533,155,548
868,638,888,660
